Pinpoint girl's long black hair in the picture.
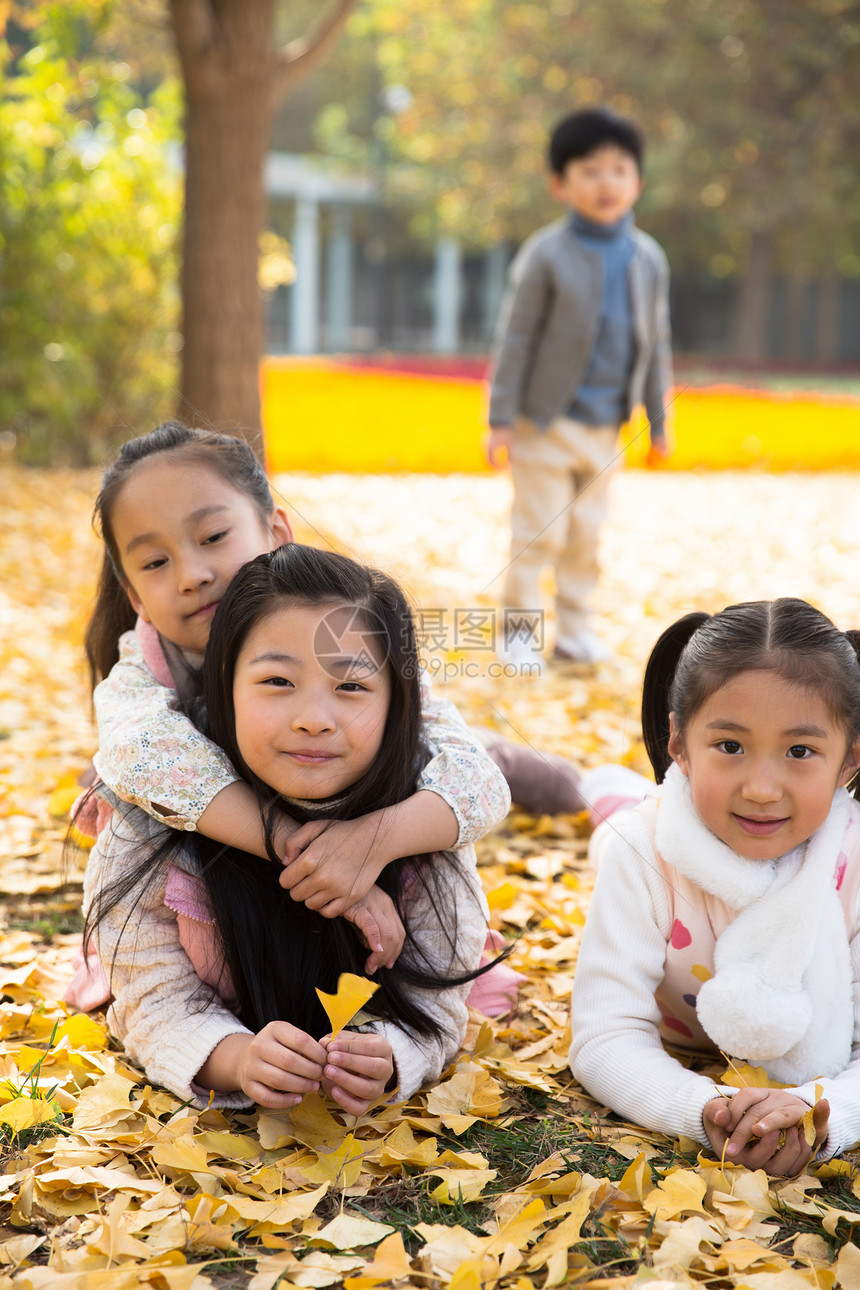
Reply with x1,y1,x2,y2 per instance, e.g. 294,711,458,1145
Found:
87,543,495,1044
641,597,860,795
84,421,273,693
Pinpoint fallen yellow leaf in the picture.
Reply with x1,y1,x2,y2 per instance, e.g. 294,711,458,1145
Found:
343,1231,413,1288
302,1133,367,1189
312,1212,395,1251
0,1096,60,1133
53,1015,108,1050
643,1168,708,1222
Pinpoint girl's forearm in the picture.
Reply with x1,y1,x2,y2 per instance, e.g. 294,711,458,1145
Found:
196,781,298,860
196,1032,253,1092
371,790,459,870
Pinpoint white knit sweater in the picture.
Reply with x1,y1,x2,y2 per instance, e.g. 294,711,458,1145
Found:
84,803,489,1108
570,798,860,1156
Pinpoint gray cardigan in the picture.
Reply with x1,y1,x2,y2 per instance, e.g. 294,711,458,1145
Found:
488,218,672,439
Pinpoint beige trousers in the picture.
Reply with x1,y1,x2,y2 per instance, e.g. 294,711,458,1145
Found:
503,416,621,650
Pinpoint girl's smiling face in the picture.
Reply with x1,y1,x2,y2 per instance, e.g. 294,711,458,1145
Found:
112,456,292,654
233,602,392,800
668,669,860,860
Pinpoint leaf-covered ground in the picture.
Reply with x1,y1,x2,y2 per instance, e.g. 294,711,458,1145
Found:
3,464,860,1288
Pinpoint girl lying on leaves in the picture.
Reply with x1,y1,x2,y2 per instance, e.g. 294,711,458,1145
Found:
571,599,860,1176
84,542,497,1113
71,421,512,983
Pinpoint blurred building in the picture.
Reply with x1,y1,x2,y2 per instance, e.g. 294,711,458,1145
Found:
265,154,860,366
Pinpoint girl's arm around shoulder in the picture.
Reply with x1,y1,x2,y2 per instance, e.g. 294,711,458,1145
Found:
366,845,489,1100
93,628,238,829
417,672,511,845
570,813,733,1146
83,806,252,1110
94,629,299,857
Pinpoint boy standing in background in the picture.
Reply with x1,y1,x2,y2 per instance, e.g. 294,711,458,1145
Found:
487,107,672,667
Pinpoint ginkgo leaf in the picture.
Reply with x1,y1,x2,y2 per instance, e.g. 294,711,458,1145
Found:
429,1167,497,1204
618,1150,652,1203
835,1242,860,1290
720,1058,787,1089
0,1096,60,1133
800,1083,824,1148
53,1015,108,1050
312,1212,395,1251
302,1134,367,1189
644,1169,708,1222
343,1232,413,1289
315,973,380,1038
448,1259,484,1290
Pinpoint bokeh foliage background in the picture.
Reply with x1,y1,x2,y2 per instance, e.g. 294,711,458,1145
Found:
2,0,859,463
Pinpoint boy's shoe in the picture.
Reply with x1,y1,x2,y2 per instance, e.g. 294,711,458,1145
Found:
553,628,614,665
497,633,544,675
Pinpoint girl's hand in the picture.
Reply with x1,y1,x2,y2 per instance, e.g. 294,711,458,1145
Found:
280,816,388,913
233,1023,326,1109
321,1031,395,1116
342,885,406,973
704,1088,830,1176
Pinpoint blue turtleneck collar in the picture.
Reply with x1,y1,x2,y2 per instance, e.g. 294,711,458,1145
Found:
569,210,634,241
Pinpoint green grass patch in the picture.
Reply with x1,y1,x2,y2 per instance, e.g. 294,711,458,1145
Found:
5,898,83,941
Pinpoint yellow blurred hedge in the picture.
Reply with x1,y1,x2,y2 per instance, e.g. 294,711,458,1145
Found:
261,358,860,474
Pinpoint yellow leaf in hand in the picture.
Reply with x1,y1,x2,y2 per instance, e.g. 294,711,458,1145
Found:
720,1058,786,1089
801,1082,824,1148
316,972,379,1038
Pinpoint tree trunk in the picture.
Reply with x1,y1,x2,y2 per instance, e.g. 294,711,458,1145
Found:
169,0,356,446
171,1,278,439
732,231,774,362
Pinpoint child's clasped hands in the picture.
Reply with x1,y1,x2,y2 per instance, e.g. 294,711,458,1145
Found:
704,1088,830,1174
209,1024,395,1116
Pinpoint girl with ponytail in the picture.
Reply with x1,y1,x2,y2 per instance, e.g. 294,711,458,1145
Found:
571,598,860,1176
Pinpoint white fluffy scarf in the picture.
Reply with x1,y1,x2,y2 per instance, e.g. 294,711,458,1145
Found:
655,763,852,1084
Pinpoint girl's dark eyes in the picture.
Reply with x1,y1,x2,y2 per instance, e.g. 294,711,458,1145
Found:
787,745,813,760
142,556,167,571
262,676,293,688
202,530,229,545
337,681,368,693
716,740,742,755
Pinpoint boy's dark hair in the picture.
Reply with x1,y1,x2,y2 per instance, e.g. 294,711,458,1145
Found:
641,598,860,793
84,422,273,692
549,106,644,175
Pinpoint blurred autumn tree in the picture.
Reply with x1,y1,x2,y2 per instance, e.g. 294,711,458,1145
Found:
0,3,180,464
290,0,860,361
2,0,357,460
4,0,859,465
